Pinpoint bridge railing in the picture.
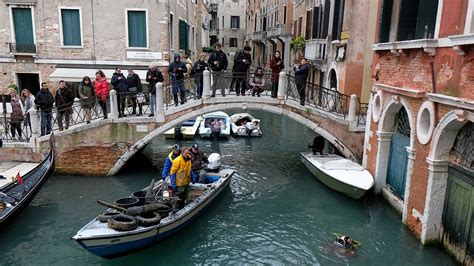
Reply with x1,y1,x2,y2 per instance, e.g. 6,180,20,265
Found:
0,116,32,142
357,102,368,127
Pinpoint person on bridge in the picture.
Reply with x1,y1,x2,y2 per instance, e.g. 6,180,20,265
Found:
169,53,187,106
190,144,209,183
93,70,109,119
126,68,143,116
192,53,208,100
35,82,55,136
233,45,252,96
208,43,228,97
20,88,35,135
111,67,128,118
78,76,95,124
169,147,193,208
146,63,164,117
162,144,182,180
183,52,194,99
269,51,284,98
54,80,74,131
294,58,309,106
249,67,265,97
9,89,24,141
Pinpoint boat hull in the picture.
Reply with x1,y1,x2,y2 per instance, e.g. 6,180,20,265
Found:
300,153,368,199
73,170,233,258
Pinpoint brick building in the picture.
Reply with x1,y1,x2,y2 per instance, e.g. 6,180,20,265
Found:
0,0,210,96
365,0,474,263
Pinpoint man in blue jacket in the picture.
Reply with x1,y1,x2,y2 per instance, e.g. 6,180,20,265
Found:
294,58,309,106
162,144,182,180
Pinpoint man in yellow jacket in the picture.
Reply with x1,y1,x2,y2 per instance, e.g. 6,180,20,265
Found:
170,148,192,207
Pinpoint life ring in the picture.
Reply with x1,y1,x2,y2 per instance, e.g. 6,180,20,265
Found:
108,214,138,231
135,211,161,227
97,212,119,223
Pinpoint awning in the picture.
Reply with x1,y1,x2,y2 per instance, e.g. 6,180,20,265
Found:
49,68,150,83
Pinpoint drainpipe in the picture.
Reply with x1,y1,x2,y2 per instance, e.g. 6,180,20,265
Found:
430,61,438,124
90,0,96,61
167,0,172,59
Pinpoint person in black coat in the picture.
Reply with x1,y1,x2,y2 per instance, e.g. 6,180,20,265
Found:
233,45,252,96
54,80,75,131
35,82,55,136
192,53,208,99
294,58,309,106
146,63,164,116
111,67,128,117
126,68,143,116
169,53,187,106
207,43,228,97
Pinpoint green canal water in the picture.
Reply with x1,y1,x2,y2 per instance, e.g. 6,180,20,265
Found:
0,110,456,265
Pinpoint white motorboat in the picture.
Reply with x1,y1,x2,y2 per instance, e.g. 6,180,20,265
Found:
199,111,231,138
164,116,202,139
300,152,374,199
229,113,263,137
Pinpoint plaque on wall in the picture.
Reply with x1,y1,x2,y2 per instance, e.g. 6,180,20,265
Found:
127,51,163,60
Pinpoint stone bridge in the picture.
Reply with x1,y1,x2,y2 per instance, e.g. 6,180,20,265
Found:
1,72,367,176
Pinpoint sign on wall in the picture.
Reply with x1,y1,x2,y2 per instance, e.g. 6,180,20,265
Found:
127,51,163,60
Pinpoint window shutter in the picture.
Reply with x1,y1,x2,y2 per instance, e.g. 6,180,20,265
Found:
322,0,330,39
312,6,320,39
12,8,34,45
128,11,147,47
415,0,438,39
397,0,419,41
61,9,81,46
331,0,344,41
379,0,393,42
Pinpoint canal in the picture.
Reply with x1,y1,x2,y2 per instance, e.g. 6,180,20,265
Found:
0,110,455,265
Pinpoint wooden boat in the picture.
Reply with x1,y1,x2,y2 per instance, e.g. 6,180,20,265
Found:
199,111,231,138
0,138,55,228
72,168,235,258
230,113,263,137
300,152,374,199
164,116,202,139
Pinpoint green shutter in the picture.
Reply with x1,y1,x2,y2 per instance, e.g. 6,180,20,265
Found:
61,9,81,46
12,8,34,45
179,19,189,51
128,11,147,47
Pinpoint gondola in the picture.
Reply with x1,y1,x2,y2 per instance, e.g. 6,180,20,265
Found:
0,134,55,228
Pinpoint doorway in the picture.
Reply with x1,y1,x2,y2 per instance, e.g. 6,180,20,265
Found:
17,73,40,96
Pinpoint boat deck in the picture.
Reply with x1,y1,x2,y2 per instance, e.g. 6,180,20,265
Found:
0,162,39,189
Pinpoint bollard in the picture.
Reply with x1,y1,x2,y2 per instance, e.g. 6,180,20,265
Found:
203,70,211,99
348,94,358,128
109,89,118,119
155,82,165,122
277,71,288,100
29,107,40,141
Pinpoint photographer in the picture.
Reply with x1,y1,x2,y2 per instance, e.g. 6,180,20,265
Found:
233,45,252,96
168,53,187,106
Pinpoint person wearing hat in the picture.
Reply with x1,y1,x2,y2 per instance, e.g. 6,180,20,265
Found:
34,82,55,136
168,53,187,106
190,144,209,183
162,144,182,180
169,148,193,208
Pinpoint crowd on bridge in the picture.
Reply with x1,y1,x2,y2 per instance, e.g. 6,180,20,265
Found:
4,42,309,141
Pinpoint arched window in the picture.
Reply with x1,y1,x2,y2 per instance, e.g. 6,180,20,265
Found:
450,122,473,168
394,107,410,137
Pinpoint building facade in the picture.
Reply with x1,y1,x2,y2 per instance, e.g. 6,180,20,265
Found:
0,0,209,96
365,0,474,263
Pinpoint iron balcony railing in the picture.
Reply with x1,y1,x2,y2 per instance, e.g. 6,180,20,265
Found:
9,43,36,54
252,31,267,42
305,39,327,60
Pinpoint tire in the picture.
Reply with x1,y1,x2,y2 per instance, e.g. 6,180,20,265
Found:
97,212,120,223
108,214,138,231
135,211,161,227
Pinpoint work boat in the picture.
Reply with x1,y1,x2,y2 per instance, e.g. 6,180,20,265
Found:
164,116,202,139
229,113,263,137
300,152,374,199
199,111,231,139
72,167,234,258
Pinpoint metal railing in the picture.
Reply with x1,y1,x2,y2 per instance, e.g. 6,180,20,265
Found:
0,116,32,143
357,102,368,127
9,43,36,54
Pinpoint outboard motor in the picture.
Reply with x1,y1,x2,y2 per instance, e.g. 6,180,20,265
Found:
206,153,221,172
245,122,255,137
174,124,183,139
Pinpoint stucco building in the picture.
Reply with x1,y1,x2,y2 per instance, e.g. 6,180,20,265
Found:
365,0,474,263
0,0,210,96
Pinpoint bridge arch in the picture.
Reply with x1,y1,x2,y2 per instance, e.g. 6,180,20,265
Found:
107,102,358,175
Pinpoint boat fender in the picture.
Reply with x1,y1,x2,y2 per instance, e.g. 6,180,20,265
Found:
135,211,161,227
108,214,138,231
97,212,120,223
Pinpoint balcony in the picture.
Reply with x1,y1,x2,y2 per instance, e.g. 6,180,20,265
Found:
209,28,219,36
305,39,327,60
4,0,36,4
252,31,267,43
9,43,36,55
267,24,286,38
209,3,218,13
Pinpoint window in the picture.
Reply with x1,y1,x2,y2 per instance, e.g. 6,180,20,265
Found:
170,13,173,48
179,19,189,51
378,0,438,42
298,16,302,36
284,6,287,24
231,16,240,29
11,7,35,52
331,0,345,40
230,38,237,47
127,10,147,48
305,10,312,40
60,8,81,46
254,14,257,31
312,0,330,39
221,37,225,46
222,16,224,28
